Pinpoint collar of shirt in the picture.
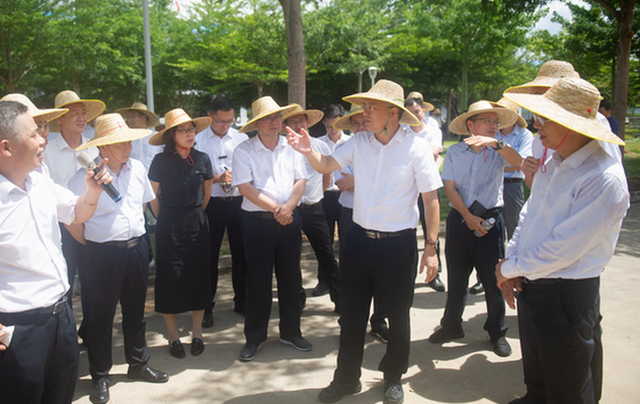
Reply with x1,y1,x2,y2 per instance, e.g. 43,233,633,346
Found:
551,139,597,170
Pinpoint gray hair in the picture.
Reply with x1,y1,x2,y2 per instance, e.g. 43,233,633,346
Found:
0,101,28,143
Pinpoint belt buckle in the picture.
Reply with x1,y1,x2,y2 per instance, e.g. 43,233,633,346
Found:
365,230,380,239
52,298,66,315
127,239,137,249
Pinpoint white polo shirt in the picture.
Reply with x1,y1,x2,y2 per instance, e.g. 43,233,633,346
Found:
0,171,76,312
43,134,98,188
232,135,307,212
301,138,331,205
319,132,351,192
331,127,443,232
68,158,155,243
195,126,248,198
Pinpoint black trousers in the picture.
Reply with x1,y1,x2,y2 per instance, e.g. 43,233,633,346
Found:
442,209,507,336
205,196,248,312
299,201,340,303
518,277,602,404
60,224,89,342
84,238,151,383
0,303,79,404
417,194,443,273
243,212,303,343
322,190,342,245
503,180,526,241
338,207,386,328
334,225,417,384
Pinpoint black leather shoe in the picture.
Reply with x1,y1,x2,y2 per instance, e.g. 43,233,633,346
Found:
318,380,362,403
491,335,512,357
469,281,485,295
191,338,205,356
370,324,390,344
279,336,312,351
508,396,530,404
89,381,109,404
169,340,185,359
202,309,214,328
428,327,464,343
384,382,404,404
312,281,329,296
127,365,169,383
427,275,445,292
239,342,261,361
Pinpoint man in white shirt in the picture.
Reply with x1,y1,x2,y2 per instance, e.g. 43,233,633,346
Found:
233,96,310,362
0,100,111,404
288,80,442,404
282,106,340,312
499,77,629,404
195,96,249,327
116,102,161,172
69,114,169,404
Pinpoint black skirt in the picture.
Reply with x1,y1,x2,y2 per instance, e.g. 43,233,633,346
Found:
155,206,212,314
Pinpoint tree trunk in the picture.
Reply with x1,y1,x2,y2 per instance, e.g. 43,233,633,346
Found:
612,0,635,142
279,0,306,108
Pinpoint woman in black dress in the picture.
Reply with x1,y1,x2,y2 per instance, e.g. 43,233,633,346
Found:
148,109,213,358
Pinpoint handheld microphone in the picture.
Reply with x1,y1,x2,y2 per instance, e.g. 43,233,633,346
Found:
76,151,122,202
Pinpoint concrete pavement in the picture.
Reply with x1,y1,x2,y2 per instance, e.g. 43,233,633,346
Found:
71,201,640,404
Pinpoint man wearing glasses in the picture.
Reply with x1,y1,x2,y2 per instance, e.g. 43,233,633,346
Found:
428,101,521,358
196,96,249,328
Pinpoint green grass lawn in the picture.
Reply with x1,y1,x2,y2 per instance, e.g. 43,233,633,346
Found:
623,135,640,177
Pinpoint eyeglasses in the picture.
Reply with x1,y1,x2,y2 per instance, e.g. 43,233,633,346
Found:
260,114,283,125
35,121,49,134
361,103,392,113
176,126,197,135
213,118,235,126
285,116,307,126
474,117,500,126
533,114,551,127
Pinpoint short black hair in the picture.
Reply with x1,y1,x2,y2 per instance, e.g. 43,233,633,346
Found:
0,101,28,143
322,104,346,120
404,98,424,109
209,96,234,114
599,99,612,111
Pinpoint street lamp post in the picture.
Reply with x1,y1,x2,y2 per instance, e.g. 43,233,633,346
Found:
368,66,378,88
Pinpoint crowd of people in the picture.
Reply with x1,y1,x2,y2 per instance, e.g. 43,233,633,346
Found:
0,59,629,404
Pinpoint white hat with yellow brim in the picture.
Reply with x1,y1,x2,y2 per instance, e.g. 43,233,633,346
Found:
49,90,106,132
343,79,421,126
449,100,519,135
280,104,324,134
115,102,160,128
495,97,528,128
239,96,298,133
75,114,152,151
333,104,364,131
0,93,69,123
149,108,212,146
505,60,580,94
505,77,624,146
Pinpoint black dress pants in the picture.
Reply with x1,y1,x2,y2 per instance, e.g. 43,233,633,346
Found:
299,201,340,304
243,212,303,343
84,238,151,383
205,196,248,312
322,190,342,245
334,225,417,384
60,225,90,341
517,277,602,404
0,303,79,404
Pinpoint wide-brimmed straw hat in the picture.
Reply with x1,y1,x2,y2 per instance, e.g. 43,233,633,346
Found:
505,77,624,145
449,100,519,135
76,113,152,151
495,97,527,128
48,90,106,132
333,104,364,131
239,96,297,133
115,102,159,128
406,91,435,111
0,93,68,122
505,60,580,94
149,108,212,146
343,80,421,126
280,104,324,134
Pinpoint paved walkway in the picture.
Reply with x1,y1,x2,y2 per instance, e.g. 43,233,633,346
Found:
72,202,640,404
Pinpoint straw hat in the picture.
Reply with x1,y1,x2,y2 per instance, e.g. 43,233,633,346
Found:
406,91,435,111
449,100,519,135
505,60,580,94
333,104,364,131
0,93,68,122
239,96,297,133
149,108,212,146
343,79,421,126
75,114,152,151
115,102,159,128
505,77,624,145
48,90,106,132
495,97,527,128
280,104,324,134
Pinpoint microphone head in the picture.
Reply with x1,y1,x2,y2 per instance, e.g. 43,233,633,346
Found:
76,151,96,169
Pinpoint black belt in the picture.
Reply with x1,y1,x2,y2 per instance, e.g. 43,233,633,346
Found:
504,178,524,184
96,236,142,249
298,201,321,210
523,277,598,286
214,196,242,201
10,297,67,316
246,211,275,220
324,190,340,195
356,224,415,240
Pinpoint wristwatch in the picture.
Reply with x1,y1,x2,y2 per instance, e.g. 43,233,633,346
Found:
493,140,504,150
426,239,439,248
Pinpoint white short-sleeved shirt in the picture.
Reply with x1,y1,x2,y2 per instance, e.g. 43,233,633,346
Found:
68,158,155,243
331,127,443,232
497,125,533,180
0,171,77,312
404,124,443,153
130,132,162,173
319,132,351,192
337,163,355,209
301,138,331,204
195,126,249,198
43,134,99,188
232,135,307,212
